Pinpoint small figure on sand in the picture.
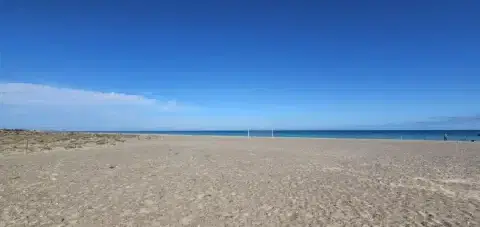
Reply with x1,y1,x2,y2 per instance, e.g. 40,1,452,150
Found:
443,133,448,141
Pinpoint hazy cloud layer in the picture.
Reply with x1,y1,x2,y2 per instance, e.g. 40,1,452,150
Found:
368,114,480,130
0,83,183,130
0,83,176,109
414,115,480,125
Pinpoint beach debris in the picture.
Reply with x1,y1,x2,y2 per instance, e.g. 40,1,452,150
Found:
220,212,234,219
196,193,212,200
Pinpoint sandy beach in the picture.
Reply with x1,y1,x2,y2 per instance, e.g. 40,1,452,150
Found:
1,133,479,226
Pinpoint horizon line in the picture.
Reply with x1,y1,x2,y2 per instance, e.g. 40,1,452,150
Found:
76,129,480,132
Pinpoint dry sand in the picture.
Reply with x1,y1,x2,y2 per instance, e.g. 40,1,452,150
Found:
1,134,479,226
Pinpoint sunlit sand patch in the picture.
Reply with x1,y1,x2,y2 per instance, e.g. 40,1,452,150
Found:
389,181,457,197
387,177,480,201
439,178,478,185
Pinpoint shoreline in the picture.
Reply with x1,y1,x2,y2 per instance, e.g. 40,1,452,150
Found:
114,132,477,144
87,130,479,142
4,128,478,142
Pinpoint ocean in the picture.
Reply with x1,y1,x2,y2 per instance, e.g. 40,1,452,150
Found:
96,130,480,142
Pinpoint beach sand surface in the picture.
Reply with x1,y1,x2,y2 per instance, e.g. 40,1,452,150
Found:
1,135,479,226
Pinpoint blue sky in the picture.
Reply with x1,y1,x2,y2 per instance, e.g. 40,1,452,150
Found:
1,0,479,130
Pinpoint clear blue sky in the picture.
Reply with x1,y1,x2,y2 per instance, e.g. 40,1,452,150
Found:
1,0,479,130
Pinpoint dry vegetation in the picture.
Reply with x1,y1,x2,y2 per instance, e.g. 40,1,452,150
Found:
0,129,151,155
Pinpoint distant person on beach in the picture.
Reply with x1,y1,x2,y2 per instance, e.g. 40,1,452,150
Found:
444,133,448,141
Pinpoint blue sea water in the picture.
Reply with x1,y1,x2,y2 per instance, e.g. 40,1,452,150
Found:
95,130,480,142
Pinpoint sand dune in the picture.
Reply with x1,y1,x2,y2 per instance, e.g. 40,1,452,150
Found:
1,135,479,226
0,130,156,156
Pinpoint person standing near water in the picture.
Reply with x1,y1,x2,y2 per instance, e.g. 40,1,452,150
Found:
444,133,448,141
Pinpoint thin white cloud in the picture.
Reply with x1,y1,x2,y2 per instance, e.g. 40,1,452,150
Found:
0,83,185,130
0,82,175,109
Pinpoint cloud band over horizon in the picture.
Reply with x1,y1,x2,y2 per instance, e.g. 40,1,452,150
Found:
0,82,184,130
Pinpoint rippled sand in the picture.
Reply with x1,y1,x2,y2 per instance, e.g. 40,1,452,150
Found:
1,135,479,226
